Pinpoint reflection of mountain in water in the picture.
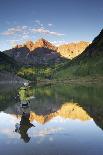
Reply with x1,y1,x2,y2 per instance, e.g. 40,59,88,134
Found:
9,102,91,124
1,84,103,130
30,102,91,124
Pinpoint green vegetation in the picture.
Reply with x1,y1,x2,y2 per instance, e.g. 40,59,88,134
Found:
54,55,103,80
17,60,69,81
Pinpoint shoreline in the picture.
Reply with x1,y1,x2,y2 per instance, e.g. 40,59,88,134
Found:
36,76,103,86
0,76,103,86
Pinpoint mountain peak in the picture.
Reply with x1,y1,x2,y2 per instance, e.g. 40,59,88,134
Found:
24,40,34,50
14,38,57,51
35,38,50,45
34,38,56,50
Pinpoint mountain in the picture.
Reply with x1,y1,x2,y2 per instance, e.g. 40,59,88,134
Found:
57,41,89,59
24,38,57,51
4,39,90,66
4,38,62,66
55,29,103,79
15,38,57,51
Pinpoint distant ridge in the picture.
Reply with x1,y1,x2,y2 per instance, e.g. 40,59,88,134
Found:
57,41,89,59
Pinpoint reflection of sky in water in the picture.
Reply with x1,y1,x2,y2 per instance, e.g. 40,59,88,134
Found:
0,112,103,155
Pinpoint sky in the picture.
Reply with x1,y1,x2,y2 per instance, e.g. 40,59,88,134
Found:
0,0,103,51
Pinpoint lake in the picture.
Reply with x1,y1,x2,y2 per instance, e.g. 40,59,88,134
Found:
0,83,103,155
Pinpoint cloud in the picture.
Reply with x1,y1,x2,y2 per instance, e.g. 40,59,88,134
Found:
0,25,65,51
2,20,64,37
1,26,29,36
2,28,20,35
35,20,53,28
30,127,63,137
31,27,64,36
48,23,53,27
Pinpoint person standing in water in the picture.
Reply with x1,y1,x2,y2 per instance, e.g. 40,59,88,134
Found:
18,83,30,108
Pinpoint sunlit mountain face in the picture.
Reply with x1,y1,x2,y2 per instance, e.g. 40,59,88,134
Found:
0,84,103,155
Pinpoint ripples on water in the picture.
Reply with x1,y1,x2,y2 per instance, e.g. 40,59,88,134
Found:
0,84,103,155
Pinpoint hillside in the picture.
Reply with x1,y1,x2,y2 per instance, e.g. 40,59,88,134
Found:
0,52,18,72
55,29,103,80
57,41,89,59
75,29,103,59
0,52,27,83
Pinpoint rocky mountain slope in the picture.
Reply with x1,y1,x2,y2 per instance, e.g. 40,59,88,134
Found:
4,38,63,66
57,41,89,59
15,38,57,51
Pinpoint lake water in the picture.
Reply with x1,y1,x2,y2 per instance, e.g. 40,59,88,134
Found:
0,83,103,155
